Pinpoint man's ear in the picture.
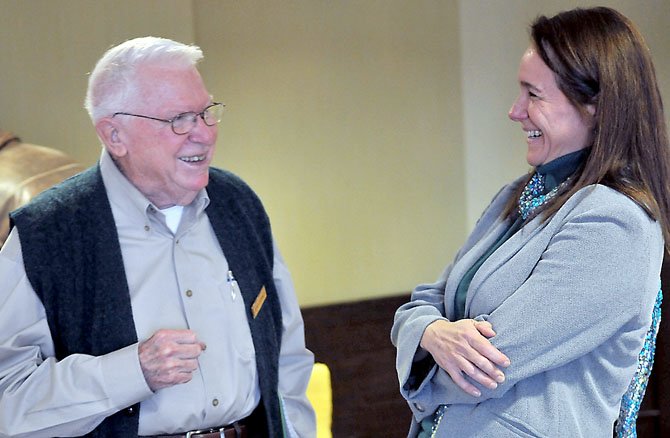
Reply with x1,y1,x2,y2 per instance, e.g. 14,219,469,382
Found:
95,118,128,158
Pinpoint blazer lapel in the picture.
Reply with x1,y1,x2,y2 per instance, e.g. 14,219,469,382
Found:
464,214,549,316
443,215,511,320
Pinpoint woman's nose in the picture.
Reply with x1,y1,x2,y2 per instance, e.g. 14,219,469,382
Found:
508,96,527,122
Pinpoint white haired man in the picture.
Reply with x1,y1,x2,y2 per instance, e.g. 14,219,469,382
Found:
0,37,316,438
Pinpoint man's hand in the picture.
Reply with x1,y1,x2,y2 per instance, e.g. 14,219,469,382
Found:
138,329,207,392
420,319,510,397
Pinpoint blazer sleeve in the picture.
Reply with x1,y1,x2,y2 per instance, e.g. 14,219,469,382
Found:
390,179,520,404
401,185,663,413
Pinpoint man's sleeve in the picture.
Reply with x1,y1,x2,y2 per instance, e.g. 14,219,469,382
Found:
272,241,317,438
0,228,152,438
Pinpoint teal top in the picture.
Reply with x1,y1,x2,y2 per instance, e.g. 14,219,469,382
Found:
453,149,589,320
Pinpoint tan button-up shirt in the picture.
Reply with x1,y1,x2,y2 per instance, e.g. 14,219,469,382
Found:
0,150,316,437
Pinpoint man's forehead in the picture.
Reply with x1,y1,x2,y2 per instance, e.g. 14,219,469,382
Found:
131,65,209,109
134,63,201,86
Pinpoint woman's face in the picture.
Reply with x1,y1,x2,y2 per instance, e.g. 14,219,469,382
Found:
509,47,595,167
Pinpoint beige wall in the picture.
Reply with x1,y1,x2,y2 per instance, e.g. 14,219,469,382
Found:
194,1,464,306
1,0,668,306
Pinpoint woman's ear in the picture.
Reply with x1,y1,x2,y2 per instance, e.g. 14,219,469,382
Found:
585,103,596,116
95,118,128,158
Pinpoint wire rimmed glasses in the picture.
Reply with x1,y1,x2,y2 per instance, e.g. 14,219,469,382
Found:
113,102,225,135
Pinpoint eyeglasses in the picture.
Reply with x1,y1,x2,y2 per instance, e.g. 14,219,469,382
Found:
113,102,225,135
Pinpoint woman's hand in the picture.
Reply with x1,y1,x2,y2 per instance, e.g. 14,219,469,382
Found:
420,319,510,397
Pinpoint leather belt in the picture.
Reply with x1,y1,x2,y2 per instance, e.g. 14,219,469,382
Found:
141,423,247,438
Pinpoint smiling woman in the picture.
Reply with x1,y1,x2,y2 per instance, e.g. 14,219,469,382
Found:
509,46,596,167
391,6,670,438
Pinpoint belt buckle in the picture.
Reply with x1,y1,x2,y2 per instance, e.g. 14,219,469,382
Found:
185,427,225,438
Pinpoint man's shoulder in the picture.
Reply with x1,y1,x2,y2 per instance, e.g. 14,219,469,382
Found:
208,167,248,188
207,167,261,201
12,166,100,218
206,167,271,228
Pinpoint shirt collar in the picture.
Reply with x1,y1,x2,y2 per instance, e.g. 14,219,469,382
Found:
536,148,589,191
99,149,210,221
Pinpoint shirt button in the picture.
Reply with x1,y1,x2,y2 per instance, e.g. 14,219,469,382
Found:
414,402,425,412
144,225,150,232
212,398,219,407
185,290,193,298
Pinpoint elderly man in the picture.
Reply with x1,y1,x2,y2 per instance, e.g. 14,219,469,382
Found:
0,37,316,438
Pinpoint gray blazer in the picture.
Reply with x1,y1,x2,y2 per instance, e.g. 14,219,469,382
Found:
391,176,664,437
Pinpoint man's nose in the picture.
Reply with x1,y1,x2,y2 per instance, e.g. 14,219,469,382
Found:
189,115,217,144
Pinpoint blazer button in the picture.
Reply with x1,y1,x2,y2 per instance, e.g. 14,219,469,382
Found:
124,406,137,416
414,402,425,412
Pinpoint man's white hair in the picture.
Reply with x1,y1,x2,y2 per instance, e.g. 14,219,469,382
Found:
84,36,203,123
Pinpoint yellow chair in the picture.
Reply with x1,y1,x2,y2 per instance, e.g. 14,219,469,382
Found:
306,362,333,438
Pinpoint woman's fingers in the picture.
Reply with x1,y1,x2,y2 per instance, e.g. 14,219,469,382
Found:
445,361,482,397
421,319,511,396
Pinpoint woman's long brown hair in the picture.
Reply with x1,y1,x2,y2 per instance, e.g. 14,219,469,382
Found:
503,7,670,252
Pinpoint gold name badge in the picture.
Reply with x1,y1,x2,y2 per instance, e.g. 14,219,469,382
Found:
251,286,267,319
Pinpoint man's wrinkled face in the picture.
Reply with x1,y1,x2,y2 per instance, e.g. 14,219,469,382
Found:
111,65,217,207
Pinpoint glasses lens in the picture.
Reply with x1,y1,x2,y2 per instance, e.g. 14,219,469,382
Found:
171,112,198,135
203,103,224,126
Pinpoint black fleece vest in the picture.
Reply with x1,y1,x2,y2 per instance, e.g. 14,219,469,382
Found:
10,166,284,437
